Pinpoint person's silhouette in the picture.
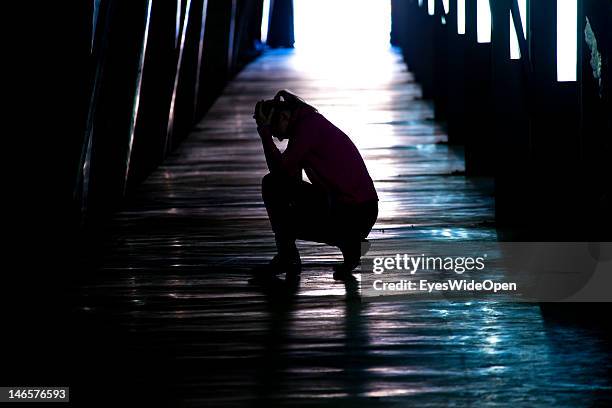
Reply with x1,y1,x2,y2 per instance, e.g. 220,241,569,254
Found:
254,90,378,279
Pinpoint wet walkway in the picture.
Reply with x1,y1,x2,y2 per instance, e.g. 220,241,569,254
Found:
77,49,612,407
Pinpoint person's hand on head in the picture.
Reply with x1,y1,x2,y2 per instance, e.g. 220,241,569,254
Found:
254,100,274,127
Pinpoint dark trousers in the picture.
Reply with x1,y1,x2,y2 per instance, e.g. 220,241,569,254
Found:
262,173,378,260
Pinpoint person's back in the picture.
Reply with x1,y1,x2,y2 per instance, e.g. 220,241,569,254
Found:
287,109,378,205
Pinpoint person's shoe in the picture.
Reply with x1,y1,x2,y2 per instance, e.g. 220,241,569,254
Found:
252,253,301,276
332,263,357,281
271,252,301,271
339,241,361,271
332,252,360,280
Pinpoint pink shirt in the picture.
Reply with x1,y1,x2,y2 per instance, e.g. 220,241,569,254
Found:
265,110,378,205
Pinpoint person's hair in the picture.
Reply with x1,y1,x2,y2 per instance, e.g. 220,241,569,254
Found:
258,97,317,127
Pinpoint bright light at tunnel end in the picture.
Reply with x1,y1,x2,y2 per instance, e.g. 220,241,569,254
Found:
293,0,391,55
291,0,393,83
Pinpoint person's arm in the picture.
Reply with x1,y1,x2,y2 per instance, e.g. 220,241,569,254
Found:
258,125,283,174
258,123,311,178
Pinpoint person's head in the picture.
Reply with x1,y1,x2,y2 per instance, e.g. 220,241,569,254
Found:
256,93,317,141
258,100,293,140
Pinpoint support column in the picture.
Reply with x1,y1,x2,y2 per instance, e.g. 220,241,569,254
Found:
267,0,294,48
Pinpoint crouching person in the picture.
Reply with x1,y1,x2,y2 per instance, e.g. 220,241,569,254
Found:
254,90,378,279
